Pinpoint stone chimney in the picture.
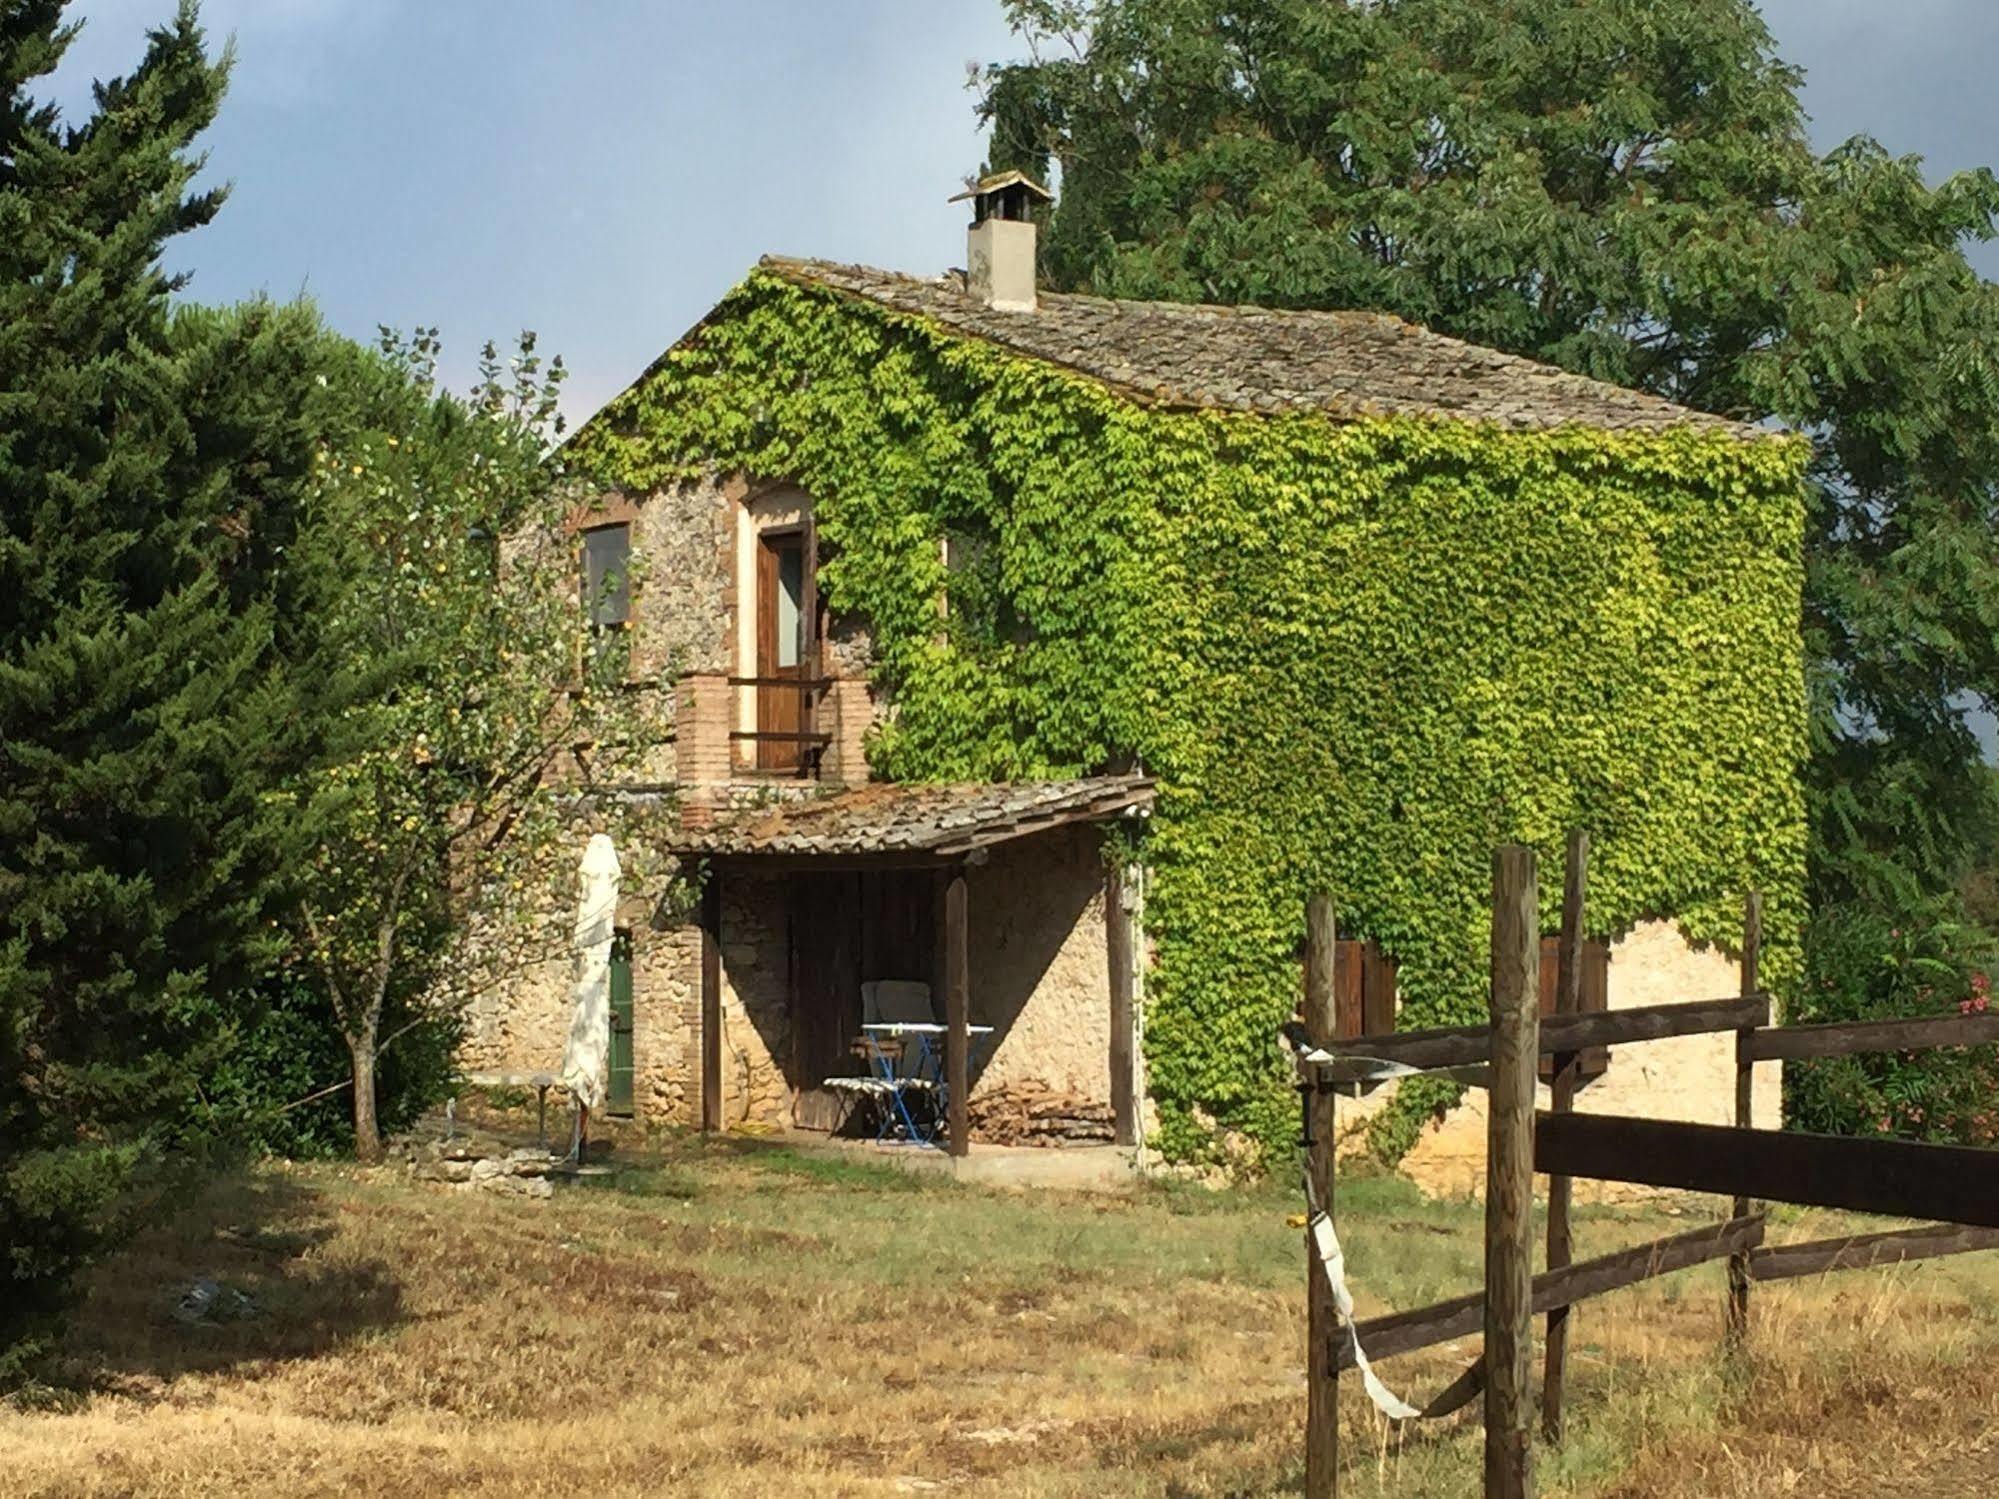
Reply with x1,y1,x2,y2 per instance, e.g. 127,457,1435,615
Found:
954,170,1053,313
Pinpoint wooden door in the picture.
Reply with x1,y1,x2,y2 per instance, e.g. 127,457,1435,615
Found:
1538,936,1611,1083
859,871,936,992
607,930,634,1115
756,531,811,771
788,874,861,1129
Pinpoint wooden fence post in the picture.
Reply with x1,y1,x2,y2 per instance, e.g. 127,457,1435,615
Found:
1486,845,1539,1499
1726,890,1762,1347
1541,830,1587,1445
1107,861,1137,1147
700,873,722,1134
1304,893,1339,1499
945,868,971,1160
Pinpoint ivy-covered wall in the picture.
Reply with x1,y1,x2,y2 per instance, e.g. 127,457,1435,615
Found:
571,271,1810,1163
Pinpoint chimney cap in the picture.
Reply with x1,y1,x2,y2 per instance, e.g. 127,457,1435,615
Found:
951,169,1054,224
949,169,1054,204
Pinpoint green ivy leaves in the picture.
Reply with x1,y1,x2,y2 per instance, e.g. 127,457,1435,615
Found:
571,271,1808,1168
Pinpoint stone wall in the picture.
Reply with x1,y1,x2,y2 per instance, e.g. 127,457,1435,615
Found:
456,867,696,1122
1347,918,1781,1199
573,470,885,798
661,824,1121,1131
712,873,793,1129
627,474,734,679
454,470,891,1125
968,825,1115,1107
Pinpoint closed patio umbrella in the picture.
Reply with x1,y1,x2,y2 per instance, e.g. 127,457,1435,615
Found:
561,834,622,1134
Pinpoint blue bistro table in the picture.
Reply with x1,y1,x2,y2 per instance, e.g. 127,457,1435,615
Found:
859,1022,995,1148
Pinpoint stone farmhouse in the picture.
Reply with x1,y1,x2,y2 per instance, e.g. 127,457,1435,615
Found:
460,175,1803,1166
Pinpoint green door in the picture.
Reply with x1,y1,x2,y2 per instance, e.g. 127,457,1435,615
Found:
607,930,635,1116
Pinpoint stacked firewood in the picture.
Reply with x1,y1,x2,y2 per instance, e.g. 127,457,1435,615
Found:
968,1082,1115,1146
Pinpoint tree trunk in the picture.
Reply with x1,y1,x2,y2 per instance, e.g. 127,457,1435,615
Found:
348,1025,382,1163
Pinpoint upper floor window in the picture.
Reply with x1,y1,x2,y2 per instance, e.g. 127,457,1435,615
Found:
582,523,631,630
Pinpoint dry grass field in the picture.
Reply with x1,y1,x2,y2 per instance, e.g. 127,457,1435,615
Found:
3,1119,1998,1498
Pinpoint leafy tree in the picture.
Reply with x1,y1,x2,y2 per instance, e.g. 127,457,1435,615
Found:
980,0,1999,1114
281,331,676,1161
0,0,275,1378
165,299,470,1160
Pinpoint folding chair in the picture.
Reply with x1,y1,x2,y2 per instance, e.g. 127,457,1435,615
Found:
860,980,939,1141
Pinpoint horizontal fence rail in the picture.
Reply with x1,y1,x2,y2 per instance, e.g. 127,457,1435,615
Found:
1749,1221,1999,1282
1534,1112,1999,1229
1294,994,1769,1084
1337,1214,1765,1371
1744,1010,1999,1063
1286,838,1999,1496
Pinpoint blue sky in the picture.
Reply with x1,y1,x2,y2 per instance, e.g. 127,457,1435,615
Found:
46,1,1999,425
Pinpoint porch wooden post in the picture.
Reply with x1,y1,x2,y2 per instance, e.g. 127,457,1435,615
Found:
1303,892,1340,1499
945,867,971,1158
1542,829,1587,1445
1106,859,1137,1148
700,873,722,1134
1486,845,1539,1499
1726,890,1763,1348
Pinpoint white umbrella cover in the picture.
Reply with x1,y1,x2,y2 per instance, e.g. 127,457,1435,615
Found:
560,833,622,1113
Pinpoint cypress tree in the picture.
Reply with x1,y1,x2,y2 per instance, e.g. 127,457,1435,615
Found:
0,0,278,1378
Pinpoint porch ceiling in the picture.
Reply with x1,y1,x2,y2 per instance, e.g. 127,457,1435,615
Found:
665,775,1155,863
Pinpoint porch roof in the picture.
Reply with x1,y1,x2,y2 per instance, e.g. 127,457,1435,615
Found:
665,775,1155,862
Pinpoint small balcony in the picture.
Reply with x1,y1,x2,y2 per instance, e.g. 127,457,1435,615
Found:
729,667,834,777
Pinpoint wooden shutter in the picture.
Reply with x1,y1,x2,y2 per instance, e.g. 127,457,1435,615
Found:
1326,938,1398,1041
607,930,635,1116
1362,942,1398,1037
1538,936,1610,1084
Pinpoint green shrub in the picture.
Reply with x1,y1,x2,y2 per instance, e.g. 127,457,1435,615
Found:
1787,903,1999,1143
200,979,461,1160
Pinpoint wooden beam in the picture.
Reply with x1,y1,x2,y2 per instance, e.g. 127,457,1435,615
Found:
1303,994,1769,1082
1542,829,1587,1446
1727,891,1761,1347
699,874,722,1134
699,851,972,876
1750,1222,1999,1282
944,868,970,1159
1303,893,1339,1499
1106,860,1136,1148
1485,845,1538,1499
1534,1113,1999,1228
931,787,1155,855
1339,1215,1766,1370
1745,1010,1999,1063
1420,1357,1487,1420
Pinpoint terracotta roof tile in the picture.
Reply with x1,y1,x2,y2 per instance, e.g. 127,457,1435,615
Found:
667,776,1155,858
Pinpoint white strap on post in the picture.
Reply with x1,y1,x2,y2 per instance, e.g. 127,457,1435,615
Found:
1291,1026,1421,1422
1307,1207,1422,1421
